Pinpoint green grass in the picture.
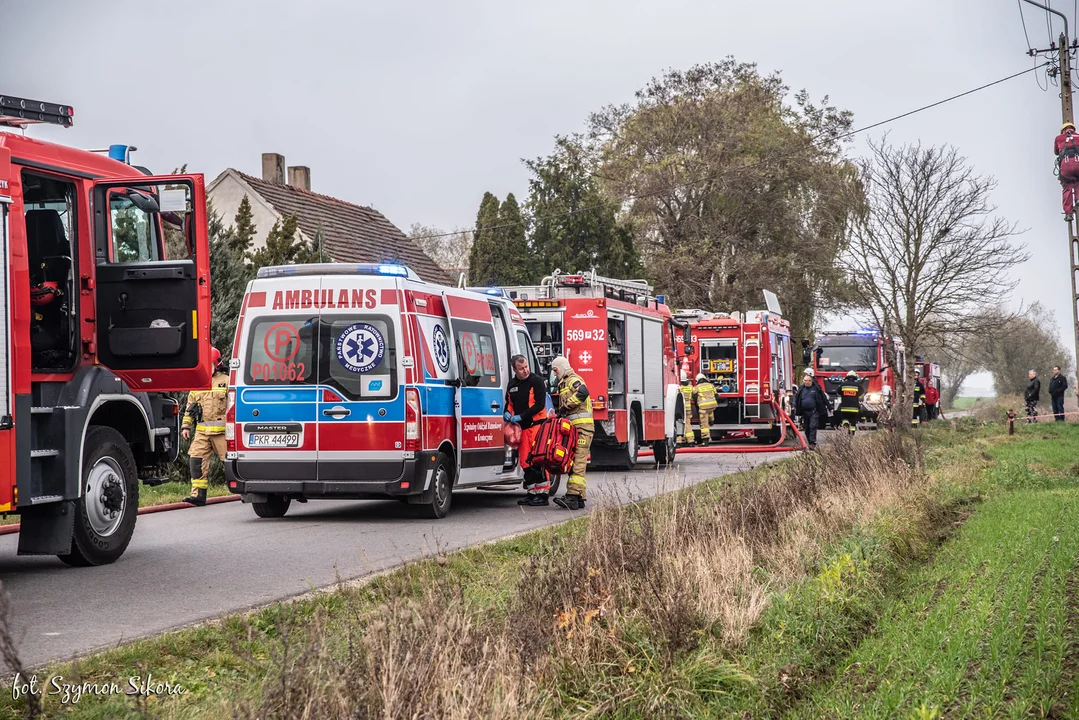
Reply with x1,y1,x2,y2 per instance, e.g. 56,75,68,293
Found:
947,396,983,411
780,423,1079,718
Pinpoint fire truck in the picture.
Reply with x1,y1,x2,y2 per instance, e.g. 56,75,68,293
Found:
810,330,905,426
500,270,689,468
673,292,795,443
0,96,212,565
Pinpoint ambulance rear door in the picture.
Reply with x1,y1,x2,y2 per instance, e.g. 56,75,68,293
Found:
315,277,406,484
442,291,505,486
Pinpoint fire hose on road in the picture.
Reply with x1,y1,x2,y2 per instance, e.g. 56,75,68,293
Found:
639,402,809,457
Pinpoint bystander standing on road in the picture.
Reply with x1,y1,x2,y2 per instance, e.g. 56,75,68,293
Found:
1026,369,1041,424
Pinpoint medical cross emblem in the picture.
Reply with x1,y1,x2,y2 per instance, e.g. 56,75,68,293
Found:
336,323,385,373
432,324,450,372
579,351,592,366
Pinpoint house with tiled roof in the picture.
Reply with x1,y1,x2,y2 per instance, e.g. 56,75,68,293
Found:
207,153,451,285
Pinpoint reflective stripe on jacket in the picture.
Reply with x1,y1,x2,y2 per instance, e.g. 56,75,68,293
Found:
558,371,593,426
182,371,229,434
694,381,718,411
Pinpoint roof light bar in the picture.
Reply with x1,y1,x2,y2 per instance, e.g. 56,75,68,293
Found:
256,263,419,280
0,95,74,129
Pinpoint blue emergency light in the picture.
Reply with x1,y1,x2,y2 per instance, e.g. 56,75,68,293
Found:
108,144,136,164
257,263,419,280
377,264,408,276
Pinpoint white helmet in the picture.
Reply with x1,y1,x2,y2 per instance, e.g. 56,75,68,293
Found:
696,373,707,383
803,368,815,378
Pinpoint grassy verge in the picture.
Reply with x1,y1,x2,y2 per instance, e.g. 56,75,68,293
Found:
5,415,1071,719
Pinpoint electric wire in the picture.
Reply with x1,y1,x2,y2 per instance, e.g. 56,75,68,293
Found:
1020,0,1034,50
409,63,1052,244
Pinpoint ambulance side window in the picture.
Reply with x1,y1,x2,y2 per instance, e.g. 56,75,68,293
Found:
320,316,397,400
455,326,500,389
517,330,540,376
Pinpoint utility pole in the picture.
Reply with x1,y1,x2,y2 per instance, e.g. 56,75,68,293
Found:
1023,0,1079,383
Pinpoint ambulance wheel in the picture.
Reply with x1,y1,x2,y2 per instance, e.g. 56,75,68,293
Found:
619,418,639,470
252,494,291,518
59,426,138,567
419,452,453,519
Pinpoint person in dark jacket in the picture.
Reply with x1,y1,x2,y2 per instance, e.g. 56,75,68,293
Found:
505,355,551,506
1049,366,1068,422
1026,369,1041,424
793,370,830,449
838,370,863,434
912,376,926,428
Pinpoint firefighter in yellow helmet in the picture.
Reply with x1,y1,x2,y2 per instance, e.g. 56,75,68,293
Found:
181,348,229,506
551,355,592,510
679,371,695,445
693,373,719,444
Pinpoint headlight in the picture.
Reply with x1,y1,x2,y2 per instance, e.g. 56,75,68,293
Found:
865,392,883,404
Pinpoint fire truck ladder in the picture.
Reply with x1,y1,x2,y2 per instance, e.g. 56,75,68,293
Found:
742,326,762,419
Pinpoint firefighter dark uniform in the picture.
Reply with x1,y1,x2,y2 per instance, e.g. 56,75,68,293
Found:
912,378,926,427
551,356,592,510
838,371,863,432
693,373,718,444
506,368,550,506
182,353,228,506
1056,121,1079,221
679,374,695,444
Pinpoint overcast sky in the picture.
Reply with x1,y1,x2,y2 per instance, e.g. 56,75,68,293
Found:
1,0,1073,382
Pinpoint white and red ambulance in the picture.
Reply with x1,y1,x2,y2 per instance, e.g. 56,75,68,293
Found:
224,263,541,519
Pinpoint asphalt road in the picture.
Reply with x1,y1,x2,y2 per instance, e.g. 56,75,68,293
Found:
0,447,800,669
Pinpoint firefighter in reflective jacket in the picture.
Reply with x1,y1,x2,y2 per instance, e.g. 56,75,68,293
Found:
912,376,926,427
551,356,592,511
181,348,229,506
1056,121,1079,222
693,373,719,444
679,372,695,444
838,370,863,433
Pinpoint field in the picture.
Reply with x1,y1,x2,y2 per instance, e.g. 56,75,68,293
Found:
3,415,1079,718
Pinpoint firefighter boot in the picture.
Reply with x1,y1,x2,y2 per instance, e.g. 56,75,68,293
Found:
526,494,550,506
554,494,586,510
183,488,207,506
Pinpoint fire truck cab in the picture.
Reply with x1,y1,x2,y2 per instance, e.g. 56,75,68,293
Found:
673,292,794,443
0,96,212,565
811,330,905,426
501,270,688,468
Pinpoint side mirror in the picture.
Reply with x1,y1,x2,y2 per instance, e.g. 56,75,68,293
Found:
802,348,812,366
682,325,692,344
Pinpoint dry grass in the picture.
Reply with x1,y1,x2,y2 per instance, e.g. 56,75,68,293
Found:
232,430,931,719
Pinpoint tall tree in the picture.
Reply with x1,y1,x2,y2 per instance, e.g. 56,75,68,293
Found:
247,214,315,268
231,195,257,255
982,304,1073,398
466,193,511,284
589,60,860,337
844,138,1028,413
526,136,639,278
495,193,533,284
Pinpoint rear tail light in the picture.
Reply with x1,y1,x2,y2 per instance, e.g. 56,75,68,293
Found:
405,388,421,451
225,390,236,452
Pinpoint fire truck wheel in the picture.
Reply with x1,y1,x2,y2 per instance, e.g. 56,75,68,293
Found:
653,436,677,467
59,426,138,567
418,452,453,519
619,418,639,470
252,495,291,518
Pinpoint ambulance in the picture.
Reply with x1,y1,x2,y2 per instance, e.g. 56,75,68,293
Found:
224,263,541,519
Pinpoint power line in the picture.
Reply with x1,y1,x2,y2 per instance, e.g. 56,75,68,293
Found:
410,63,1050,245
1020,0,1034,49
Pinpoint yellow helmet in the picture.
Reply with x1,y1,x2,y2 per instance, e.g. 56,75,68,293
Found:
1063,121,1076,133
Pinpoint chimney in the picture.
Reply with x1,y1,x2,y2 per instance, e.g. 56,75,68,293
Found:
261,153,285,184
287,166,311,192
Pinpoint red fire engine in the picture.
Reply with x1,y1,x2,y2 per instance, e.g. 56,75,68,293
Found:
0,95,212,565
673,293,795,443
810,330,905,426
500,270,689,468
